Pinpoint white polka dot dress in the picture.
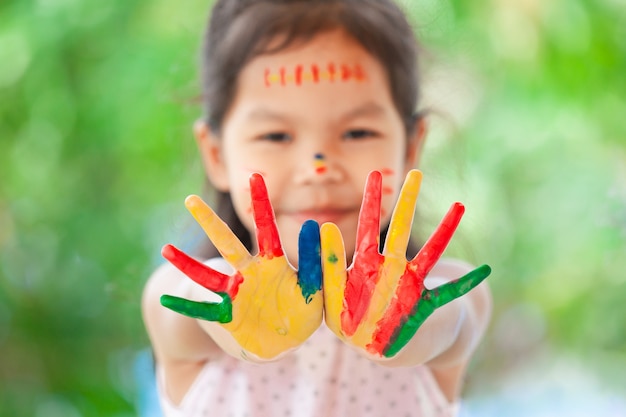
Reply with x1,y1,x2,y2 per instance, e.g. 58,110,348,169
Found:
157,324,458,417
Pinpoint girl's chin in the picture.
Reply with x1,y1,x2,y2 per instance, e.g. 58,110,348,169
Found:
276,214,362,260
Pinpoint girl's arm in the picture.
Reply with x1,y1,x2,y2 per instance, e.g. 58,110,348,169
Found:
142,261,225,404
380,259,492,367
382,259,492,400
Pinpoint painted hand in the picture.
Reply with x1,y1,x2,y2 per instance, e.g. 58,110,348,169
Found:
160,173,323,360
321,170,491,358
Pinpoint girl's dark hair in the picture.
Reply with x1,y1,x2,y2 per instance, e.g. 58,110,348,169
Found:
192,0,422,259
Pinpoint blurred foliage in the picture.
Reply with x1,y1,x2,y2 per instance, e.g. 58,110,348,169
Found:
0,0,625,415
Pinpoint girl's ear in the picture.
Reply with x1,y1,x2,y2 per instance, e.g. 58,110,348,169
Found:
404,115,428,171
194,120,230,191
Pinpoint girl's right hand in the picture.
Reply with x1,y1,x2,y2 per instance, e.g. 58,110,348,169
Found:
159,174,323,361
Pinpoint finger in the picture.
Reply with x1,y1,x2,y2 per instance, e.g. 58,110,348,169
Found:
366,263,425,356
428,264,491,309
409,202,465,279
250,173,284,258
339,171,386,337
383,169,422,259
185,195,253,270
353,170,383,260
382,264,492,358
160,293,233,323
297,220,322,303
320,222,347,337
162,244,237,296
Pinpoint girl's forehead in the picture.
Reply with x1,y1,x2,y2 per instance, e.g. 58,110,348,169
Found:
222,29,399,125
247,30,376,70
240,30,384,87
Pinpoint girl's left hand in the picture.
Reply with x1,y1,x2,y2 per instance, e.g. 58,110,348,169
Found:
321,170,491,358
159,173,323,360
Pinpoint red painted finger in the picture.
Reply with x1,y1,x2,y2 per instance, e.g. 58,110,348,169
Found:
367,265,423,354
409,202,465,279
162,244,241,298
342,171,384,336
249,173,284,258
353,170,383,260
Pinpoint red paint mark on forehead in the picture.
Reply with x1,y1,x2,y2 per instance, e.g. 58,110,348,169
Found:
264,68,271,87
311,65,320,83
354,64,366,81
328,63,336,82
380,168,395,176
295,65,303,86
264,63,367,87
340,64,351,81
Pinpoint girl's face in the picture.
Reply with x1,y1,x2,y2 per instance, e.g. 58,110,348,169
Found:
198,29,423,266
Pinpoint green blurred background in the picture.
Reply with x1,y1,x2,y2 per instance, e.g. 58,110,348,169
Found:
1,0,624,415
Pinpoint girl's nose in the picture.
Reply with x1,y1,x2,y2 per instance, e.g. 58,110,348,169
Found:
294,151,344,184
313,153,327,175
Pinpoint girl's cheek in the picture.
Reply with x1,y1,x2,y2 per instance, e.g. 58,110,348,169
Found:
243,167,268,178
379,167,400,221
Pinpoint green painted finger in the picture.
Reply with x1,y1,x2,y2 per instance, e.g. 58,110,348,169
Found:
160,293,233,323
428,264,491,309
383,264,491,357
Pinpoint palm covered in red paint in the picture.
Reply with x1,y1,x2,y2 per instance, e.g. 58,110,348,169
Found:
160,174,324,360
321,170,491,358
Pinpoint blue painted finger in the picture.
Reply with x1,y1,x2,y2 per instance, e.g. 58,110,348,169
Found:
297,219,322,303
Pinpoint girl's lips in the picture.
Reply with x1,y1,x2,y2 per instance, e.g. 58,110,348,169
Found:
287,209,355,225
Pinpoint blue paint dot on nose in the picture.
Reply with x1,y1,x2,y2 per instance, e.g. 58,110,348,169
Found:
314,153,325,160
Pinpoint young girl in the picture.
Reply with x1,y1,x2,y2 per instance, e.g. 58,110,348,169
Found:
142,0,492,416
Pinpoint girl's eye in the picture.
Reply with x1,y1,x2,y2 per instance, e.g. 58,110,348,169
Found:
342,129,378,140
259,132,292,143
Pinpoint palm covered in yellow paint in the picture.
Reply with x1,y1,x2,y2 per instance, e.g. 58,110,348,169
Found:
321,170,491,358
160,174,324,360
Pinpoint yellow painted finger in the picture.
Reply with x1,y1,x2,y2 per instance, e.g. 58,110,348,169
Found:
383,169,422,260
320,222,347,338
185,195,253,270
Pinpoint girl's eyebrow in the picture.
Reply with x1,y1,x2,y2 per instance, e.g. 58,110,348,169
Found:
339,102,386,121
245,102,386,123
246,108,290,122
